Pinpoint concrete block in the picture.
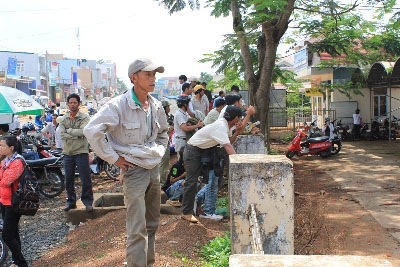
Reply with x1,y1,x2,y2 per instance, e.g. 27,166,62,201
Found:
229,254,393,267
234,134,267,154
65,193,181,225
66,193,126,225
229,154,294,255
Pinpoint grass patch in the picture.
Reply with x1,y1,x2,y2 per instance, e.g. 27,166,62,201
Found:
200,232,230,267
216,197,229,217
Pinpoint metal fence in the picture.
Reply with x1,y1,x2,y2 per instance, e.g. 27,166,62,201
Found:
269,108,312,131
269,108,337,132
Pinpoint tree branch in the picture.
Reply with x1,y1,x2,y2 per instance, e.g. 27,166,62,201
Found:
231,1,254,82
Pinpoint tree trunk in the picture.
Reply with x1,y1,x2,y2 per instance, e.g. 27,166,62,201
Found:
231,0,295,144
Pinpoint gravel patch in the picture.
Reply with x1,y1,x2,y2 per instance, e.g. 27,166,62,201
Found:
5,177,123,266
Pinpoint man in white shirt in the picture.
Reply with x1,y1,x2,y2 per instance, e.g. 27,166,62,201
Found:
174,95,204,159
41,114,58,147
181,105,255,223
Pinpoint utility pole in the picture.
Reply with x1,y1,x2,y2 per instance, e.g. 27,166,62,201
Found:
45,51,50,99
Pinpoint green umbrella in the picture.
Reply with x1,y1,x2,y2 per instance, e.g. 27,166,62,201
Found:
0,85,44,124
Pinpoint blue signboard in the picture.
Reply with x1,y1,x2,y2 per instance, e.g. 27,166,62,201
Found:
7,57,17,76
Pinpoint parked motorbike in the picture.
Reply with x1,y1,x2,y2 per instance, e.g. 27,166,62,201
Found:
89,152,119,181
26,157,65,198
25,143,55,159
0,219,8,266
369,117,396,140
334,119,353,141
286,128,341,158
304,119,321,137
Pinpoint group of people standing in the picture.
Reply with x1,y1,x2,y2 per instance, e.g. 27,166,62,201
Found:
84,58,258,267
0,93,95,266
0,57,258,267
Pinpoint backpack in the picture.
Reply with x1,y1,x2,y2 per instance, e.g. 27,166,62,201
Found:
11,159,40,216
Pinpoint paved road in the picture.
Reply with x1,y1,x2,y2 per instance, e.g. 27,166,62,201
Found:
324,140,400,242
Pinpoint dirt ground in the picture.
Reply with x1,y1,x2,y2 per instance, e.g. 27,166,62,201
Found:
32,141,400,267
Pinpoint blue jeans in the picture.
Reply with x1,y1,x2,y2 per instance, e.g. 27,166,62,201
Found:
63,153,93,206
196,170,219,215
166,180,184,200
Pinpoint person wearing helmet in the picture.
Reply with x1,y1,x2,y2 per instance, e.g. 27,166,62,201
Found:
161,100,174,124
174,95,204,160
20,122,40,160
180,104,255,223
322,117,334,139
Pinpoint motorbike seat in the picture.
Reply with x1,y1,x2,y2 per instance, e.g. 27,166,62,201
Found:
26,157,60,166
308,136,330,143
26,144,51,150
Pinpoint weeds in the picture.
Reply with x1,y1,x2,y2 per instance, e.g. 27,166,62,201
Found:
216,197,229,216
200,232,230,267
268,148,280,155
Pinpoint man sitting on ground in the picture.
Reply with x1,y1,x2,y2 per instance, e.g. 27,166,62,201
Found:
161,158,186,207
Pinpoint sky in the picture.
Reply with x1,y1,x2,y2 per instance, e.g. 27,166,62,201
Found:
0,1,233,86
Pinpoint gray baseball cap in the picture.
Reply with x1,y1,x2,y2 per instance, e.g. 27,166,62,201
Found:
128,58,164,77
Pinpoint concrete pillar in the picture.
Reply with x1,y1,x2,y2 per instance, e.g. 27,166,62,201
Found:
233,134,266,154
229,154,294,255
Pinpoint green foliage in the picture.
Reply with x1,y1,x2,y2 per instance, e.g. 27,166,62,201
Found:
282,135,293,142
268,148,280,155
216,197,228,210
117,77,128,94
200,232,231,267
332,81,364,101
172,251,199,266
200,72,217,91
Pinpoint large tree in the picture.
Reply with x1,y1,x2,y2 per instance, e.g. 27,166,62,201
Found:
155,0,399,134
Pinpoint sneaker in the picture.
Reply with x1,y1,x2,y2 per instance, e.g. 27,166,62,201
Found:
199,213,223,220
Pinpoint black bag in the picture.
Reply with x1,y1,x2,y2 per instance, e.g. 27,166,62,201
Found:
12,160,40,216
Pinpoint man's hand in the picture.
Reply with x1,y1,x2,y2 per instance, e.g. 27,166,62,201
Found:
235,120,246,134
114,156,135,171
196,121,204,128
251,126,260,135
246,105,255,116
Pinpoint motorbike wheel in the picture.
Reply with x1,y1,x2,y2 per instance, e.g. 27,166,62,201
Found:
320,149,331,158
104,163,120,181
0,235,8,266
331,142,341,155
39,170,65,198
285,151,296,159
